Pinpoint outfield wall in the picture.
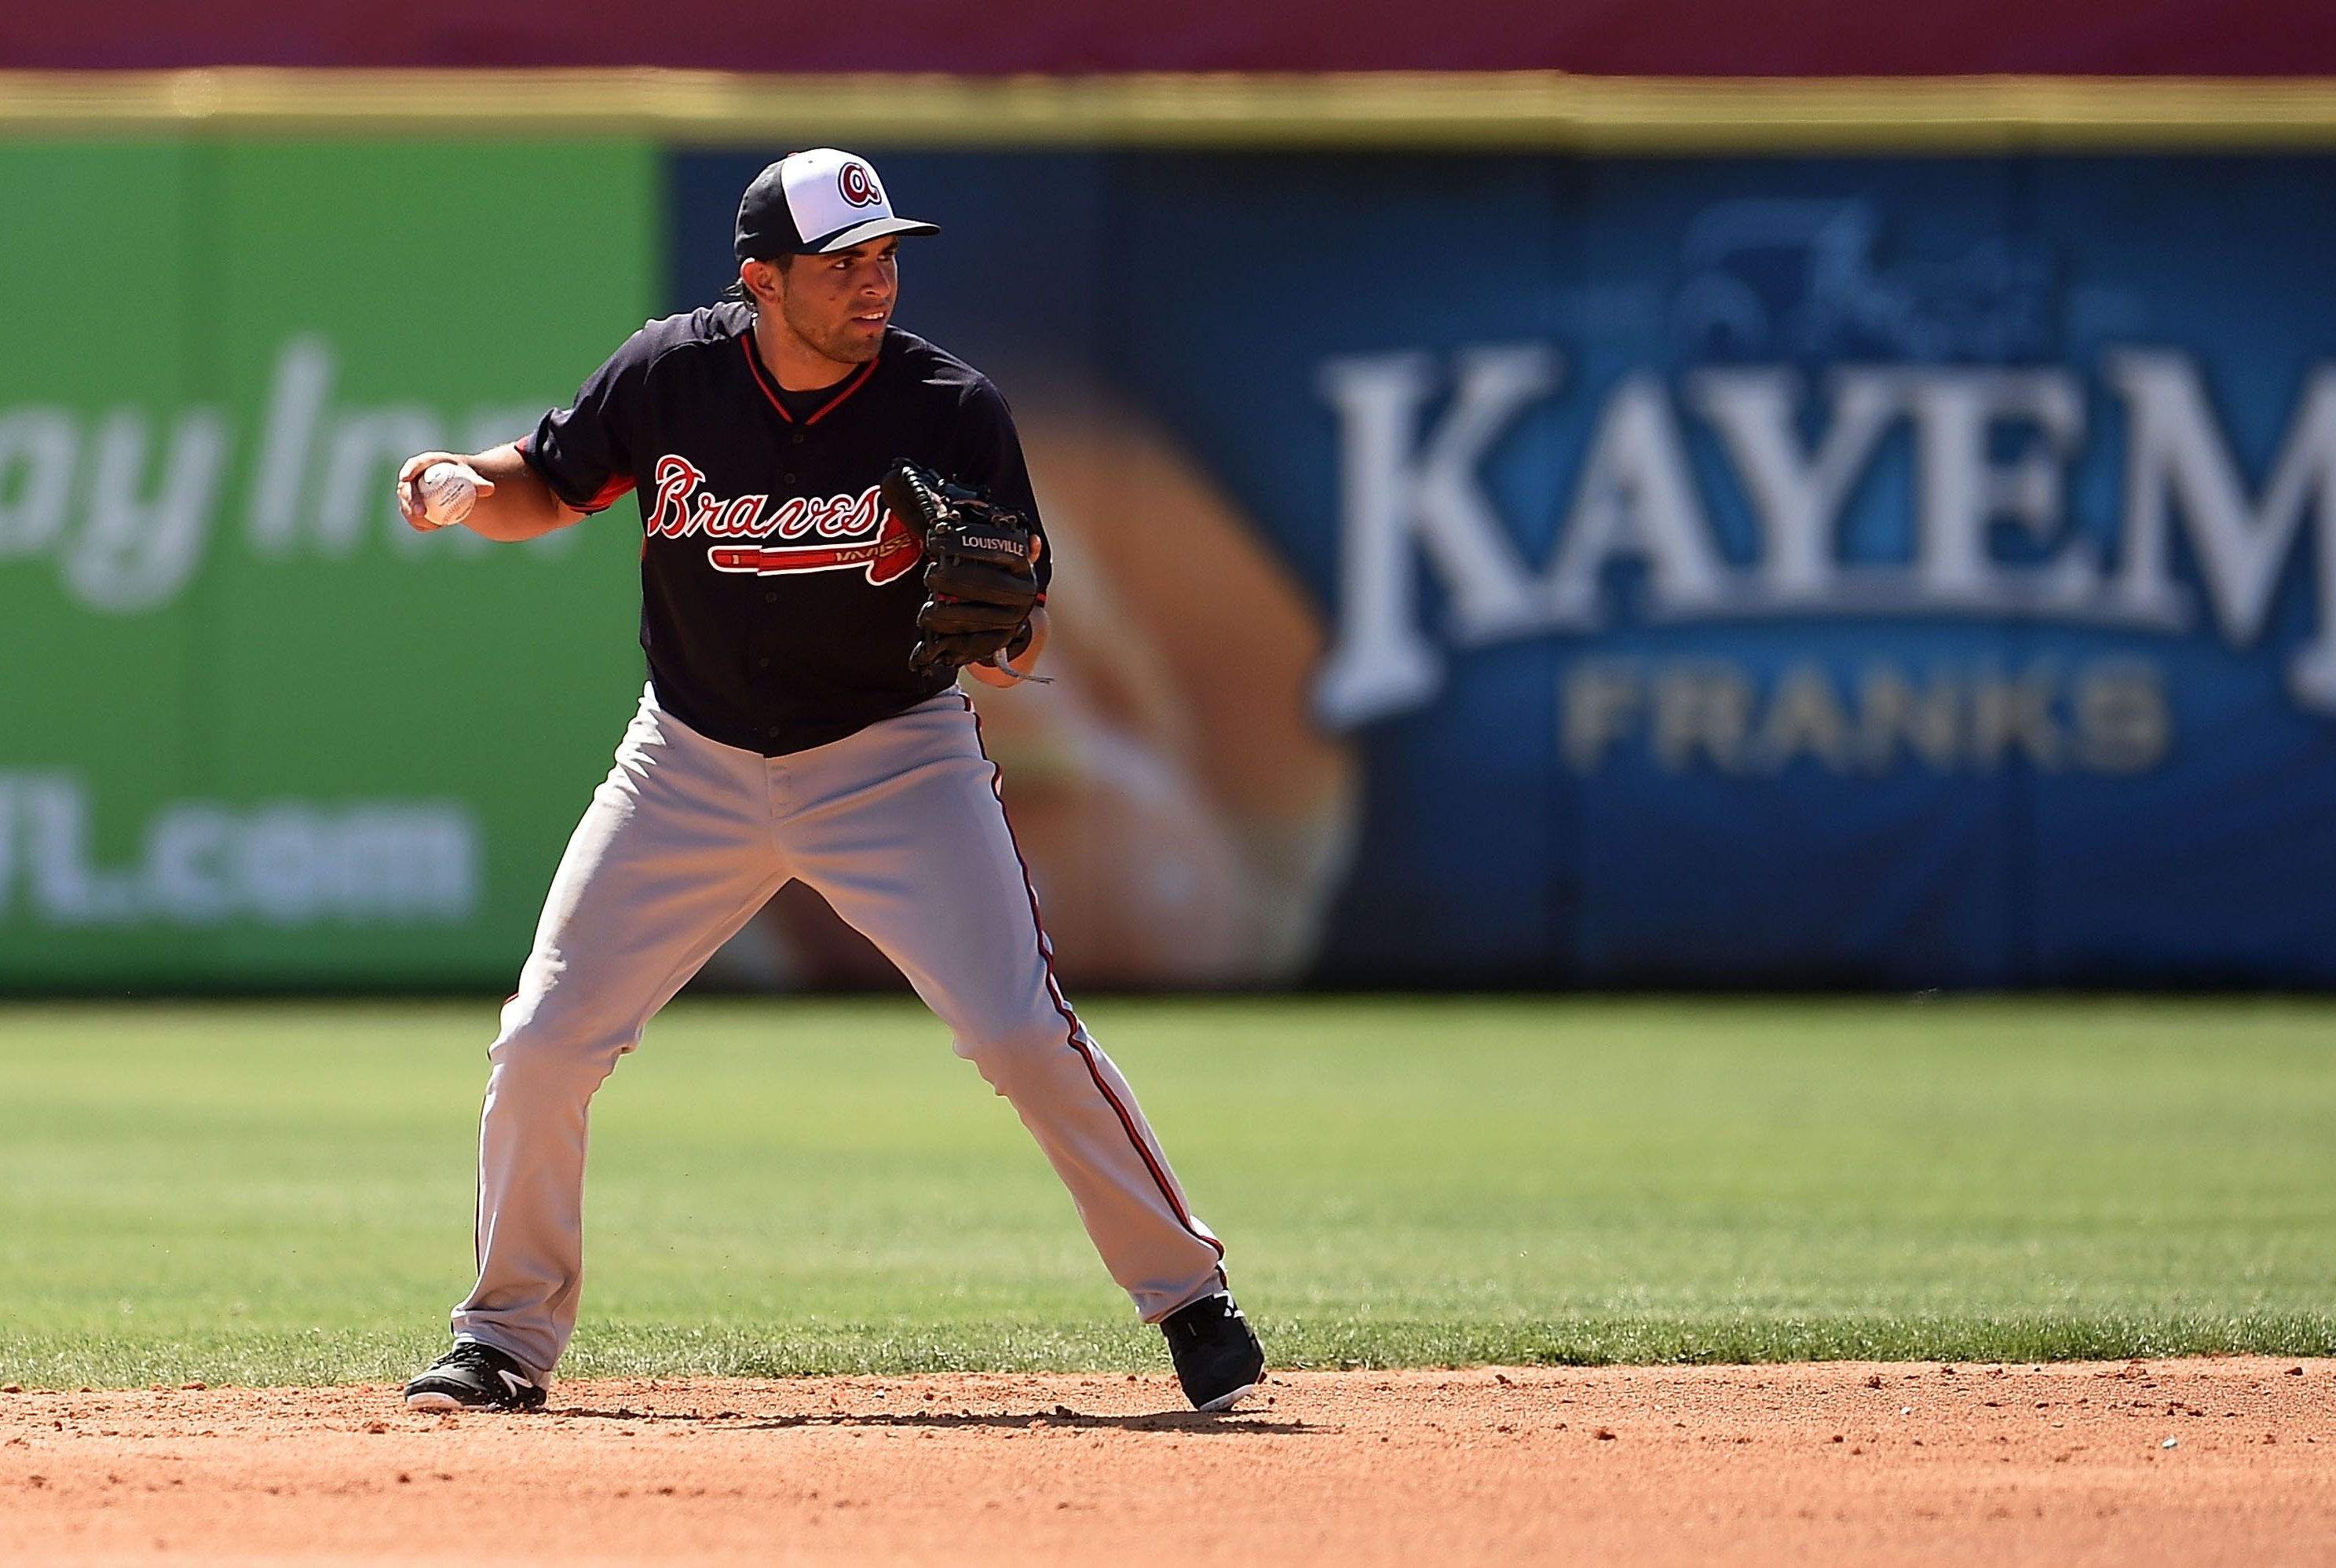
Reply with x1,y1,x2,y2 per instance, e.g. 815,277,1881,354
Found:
0,141,656,987
6,105,2336,989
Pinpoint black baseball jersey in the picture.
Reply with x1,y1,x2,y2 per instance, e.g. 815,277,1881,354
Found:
519,302,1050,756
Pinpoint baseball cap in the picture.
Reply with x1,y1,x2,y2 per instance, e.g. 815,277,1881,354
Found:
734,148,940,261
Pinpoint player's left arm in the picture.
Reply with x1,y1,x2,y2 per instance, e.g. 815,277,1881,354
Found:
956,380,1052,686
964,605,1048,687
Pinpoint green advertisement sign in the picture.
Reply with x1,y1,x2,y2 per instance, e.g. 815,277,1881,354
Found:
0,141,656,985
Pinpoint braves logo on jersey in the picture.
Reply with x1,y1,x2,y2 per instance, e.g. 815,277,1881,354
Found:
645,455,922,585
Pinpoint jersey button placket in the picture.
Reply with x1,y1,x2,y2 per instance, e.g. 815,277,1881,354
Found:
765,754,791,839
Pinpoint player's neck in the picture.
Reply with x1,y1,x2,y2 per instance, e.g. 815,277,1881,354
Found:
751,313,864,393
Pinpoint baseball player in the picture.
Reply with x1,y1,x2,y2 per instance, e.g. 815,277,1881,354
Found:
391,149,1263,1413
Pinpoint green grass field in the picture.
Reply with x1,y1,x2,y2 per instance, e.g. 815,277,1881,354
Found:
2,996,2333,1389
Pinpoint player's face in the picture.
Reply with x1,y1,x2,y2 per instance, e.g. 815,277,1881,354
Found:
771,239,898,367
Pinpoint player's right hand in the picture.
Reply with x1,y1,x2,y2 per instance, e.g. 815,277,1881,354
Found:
395,451,497,532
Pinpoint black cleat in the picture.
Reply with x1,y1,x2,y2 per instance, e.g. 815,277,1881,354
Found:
403,1341,547,1413
1162,1292,1265,1412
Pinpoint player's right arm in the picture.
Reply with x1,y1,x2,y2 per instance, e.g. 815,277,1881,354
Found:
400,316,667,543
395,445,585,543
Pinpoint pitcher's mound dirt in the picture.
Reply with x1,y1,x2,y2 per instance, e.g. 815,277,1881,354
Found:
5,1357,2332,1565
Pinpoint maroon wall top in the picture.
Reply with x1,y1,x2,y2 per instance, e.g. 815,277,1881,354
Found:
6,0,2329,78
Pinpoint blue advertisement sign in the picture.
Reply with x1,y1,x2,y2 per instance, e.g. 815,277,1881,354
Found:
674,152,2336,987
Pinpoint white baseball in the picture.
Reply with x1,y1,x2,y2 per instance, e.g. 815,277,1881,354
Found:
418,461,481,528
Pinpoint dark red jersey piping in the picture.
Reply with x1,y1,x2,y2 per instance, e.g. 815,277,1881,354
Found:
515,431,635,514
740,329,881,426
957,693,1228,1277
584,474,637,510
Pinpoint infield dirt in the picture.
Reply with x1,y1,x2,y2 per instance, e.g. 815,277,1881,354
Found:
4,1358,2331,1565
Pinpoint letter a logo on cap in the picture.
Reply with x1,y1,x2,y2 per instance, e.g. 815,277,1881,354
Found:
838,161,881,208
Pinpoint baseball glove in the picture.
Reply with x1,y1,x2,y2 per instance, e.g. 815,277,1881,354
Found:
880,459,1040,675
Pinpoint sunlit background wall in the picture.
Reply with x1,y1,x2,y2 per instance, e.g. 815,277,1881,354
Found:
5,2,2335,991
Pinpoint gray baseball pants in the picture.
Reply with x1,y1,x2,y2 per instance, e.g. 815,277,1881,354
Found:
449,685,1228,1380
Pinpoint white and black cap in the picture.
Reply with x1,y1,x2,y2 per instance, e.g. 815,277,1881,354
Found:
734,148,940,260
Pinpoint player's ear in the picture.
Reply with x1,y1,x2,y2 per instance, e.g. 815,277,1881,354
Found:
740,259,780,308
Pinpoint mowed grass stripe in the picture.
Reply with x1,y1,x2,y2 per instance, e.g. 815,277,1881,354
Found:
0,996,2331,1388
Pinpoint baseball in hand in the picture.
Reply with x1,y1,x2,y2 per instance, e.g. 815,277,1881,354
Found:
417,462,481,529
